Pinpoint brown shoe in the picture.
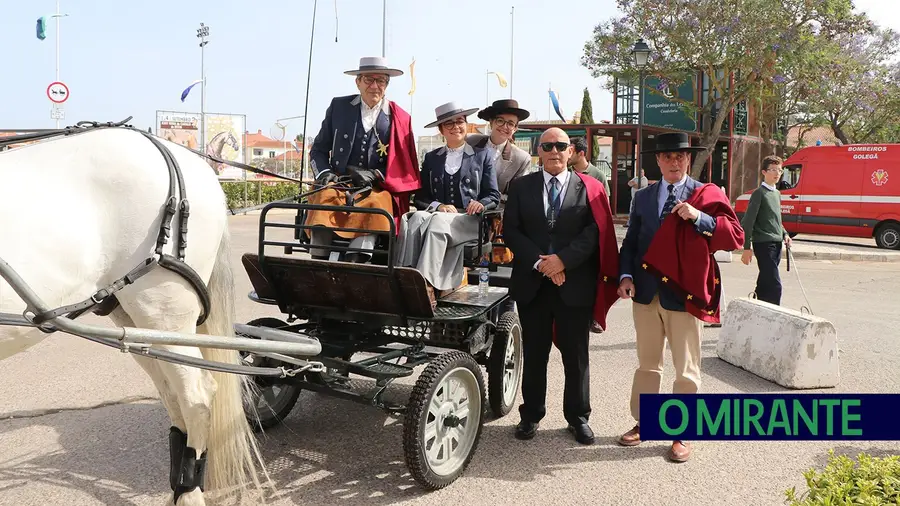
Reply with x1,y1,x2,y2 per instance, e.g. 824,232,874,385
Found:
668,440,692,462
617,424,641,446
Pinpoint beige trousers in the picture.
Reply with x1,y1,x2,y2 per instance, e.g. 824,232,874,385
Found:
630,295,703,422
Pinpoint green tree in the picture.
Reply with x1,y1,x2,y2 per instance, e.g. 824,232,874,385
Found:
579,87,600,160
581,0,856,177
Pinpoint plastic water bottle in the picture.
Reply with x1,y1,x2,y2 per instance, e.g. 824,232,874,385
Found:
478,261,490,297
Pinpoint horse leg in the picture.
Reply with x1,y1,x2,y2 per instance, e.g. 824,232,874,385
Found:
113,291,216,506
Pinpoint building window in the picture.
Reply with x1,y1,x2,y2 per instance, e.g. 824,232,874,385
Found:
253,148,262,156
268,151,275,158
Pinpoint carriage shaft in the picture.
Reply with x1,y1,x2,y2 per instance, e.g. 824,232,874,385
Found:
0,256,322,358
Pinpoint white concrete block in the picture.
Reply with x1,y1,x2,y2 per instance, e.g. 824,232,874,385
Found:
716,297,839,389
714,250,733,263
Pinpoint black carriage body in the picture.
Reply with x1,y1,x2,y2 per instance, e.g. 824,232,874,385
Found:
241,198,516,395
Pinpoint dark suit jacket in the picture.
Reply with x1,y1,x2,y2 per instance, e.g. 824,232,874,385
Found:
309,94,391,177
414,143,500,211
620,176,717,311
502,169,599,307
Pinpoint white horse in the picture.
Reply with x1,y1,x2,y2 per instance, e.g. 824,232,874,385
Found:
0,126,270,506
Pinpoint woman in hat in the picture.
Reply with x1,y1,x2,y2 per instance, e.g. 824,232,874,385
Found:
395,102,501,296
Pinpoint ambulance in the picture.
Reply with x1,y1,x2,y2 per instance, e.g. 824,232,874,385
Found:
734,144,900,250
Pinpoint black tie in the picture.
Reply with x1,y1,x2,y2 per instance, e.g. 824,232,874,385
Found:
660,184,676,220
547,176,560,225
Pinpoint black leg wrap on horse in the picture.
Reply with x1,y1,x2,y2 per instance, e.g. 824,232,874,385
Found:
168,427,208,503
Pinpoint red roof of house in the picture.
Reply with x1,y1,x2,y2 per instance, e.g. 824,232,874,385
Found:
246,129,291,149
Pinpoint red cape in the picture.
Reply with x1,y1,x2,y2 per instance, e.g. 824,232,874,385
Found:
552,171,621,346
383,101,421,230
641,183,745,323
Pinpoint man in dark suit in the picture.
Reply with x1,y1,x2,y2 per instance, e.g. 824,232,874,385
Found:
502,127,600,445
615,132,717,462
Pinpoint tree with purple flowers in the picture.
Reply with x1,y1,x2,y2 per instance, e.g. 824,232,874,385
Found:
581,0,858,176
802,25,900,145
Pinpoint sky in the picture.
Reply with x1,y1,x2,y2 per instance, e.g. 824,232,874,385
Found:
2,0,897,144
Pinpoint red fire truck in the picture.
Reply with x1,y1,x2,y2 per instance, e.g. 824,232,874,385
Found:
734,144,900,249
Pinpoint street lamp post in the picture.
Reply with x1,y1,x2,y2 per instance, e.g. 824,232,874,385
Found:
631,39,651,183
197,23,209,152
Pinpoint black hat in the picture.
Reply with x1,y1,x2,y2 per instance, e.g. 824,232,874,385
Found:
642,132,706,154
477,99,531,122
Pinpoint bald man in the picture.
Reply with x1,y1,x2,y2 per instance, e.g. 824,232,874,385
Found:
502,127,611,445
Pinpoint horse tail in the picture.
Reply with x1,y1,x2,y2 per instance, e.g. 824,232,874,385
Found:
197,225,273,502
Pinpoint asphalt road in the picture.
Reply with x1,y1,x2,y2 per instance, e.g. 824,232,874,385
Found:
1,212,898,506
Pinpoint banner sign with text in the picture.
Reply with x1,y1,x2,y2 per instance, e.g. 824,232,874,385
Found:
639,394,900,441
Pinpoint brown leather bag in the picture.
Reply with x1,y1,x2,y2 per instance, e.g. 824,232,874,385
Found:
304,185,394,239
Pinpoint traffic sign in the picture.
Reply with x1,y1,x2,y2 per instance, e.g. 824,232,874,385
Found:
47,81,69,104
51,104,65,120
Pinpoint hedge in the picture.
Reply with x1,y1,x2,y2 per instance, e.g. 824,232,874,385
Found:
220,181,302,211
785,449,900,505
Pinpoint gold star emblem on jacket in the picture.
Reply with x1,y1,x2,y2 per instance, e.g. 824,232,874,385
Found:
377,140,389,157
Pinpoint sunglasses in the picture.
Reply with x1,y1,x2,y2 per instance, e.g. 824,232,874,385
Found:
540,142,569,152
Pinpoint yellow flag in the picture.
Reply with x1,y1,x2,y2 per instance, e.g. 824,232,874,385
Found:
493,71,508,88
408,58,416,96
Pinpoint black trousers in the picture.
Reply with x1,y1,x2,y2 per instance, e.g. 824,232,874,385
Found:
753,241,783,305
518,279,592,426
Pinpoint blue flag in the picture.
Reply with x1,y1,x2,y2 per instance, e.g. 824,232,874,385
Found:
549,90,565,122
36,17,47,41
180,80,202,102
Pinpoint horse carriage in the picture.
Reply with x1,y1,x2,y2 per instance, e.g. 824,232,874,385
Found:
235,177,524,489
0,118,523,503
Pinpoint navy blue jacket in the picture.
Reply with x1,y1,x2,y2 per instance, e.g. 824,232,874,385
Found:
414,143,501,212
620,176,717,311
309,94,391,178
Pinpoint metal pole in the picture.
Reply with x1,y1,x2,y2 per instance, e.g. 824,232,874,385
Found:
485,70,489,107
510,6,514,98
382,0,386,57
301,0,318,184
55,0,60,128
201,33,206,152
636,69,644,180
197,23,209,152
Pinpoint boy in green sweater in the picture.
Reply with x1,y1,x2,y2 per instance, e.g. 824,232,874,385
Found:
740,155,793,305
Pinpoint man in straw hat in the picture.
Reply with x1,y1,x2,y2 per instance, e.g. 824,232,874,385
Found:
615,132,744,462
396,101,500,297
306,56,420,261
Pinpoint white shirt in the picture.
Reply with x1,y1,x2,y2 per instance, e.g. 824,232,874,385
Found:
487,138,505,165
444,144,465,175
631,175,649,197
542,169,570,215
360,99,384,133
761,181,776,191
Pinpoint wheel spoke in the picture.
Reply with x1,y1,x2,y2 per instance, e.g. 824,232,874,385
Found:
451,381,467,405
424,420,437,443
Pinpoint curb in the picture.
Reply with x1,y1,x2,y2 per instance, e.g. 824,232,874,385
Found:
786,250,900,262
613,240,900,263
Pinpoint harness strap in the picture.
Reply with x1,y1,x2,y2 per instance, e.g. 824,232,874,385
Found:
158,254,211,325
30,258,159,327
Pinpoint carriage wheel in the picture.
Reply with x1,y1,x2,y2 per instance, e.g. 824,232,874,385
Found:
238,317,303,432
487,310,523,417
403,351,485,490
